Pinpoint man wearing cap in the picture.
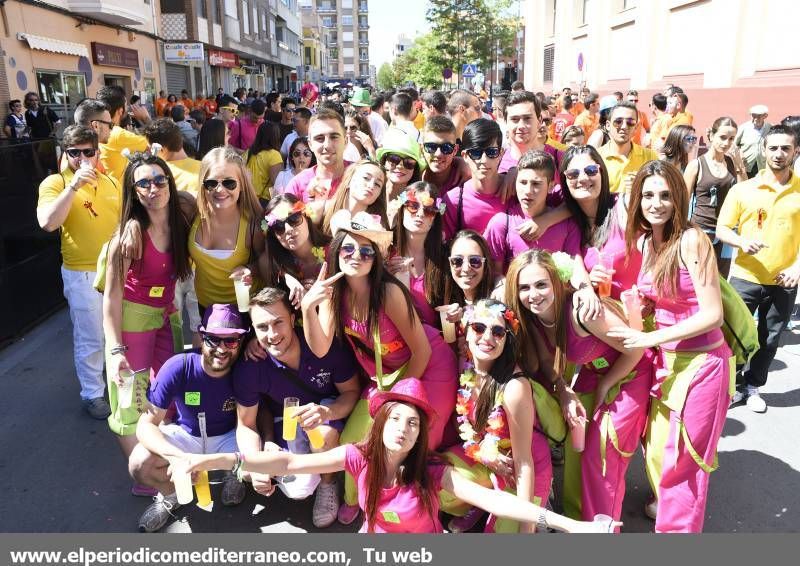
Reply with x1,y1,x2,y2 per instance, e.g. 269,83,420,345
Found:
233,287,360,528
129,304,247,532
351,87,386,144
736,105,771,178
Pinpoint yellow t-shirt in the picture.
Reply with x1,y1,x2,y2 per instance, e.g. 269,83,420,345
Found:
100,126,149,185
717,171,800,285
245,149,283,199
37,169,122,271
413,111,426,132
547,136,567,152
599,142,659,193
168,158,202,195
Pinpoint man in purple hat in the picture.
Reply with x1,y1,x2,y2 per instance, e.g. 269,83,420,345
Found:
233,287,360,528
128,304,247,532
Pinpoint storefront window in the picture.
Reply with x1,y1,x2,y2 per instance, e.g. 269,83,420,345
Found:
35,70,87,125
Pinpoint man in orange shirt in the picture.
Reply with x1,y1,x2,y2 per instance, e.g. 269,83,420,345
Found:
154,90,168,118
574,93,599,139
194,92,206,110
649,93,670,151
627,90,650,146
180,89,194,110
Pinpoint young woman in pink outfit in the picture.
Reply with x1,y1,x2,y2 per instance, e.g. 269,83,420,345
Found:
610,160,733,533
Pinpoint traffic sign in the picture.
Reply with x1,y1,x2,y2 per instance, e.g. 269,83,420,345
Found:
578,52,584,72
462,64,477,78
443,68,453,79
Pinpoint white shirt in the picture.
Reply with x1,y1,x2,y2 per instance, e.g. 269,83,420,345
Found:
280,130,299,159
366,111,387,144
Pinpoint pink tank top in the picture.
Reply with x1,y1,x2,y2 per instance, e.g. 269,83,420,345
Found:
637,267,724,351
409,273,438,328
123,231,176,308
583,197,642,300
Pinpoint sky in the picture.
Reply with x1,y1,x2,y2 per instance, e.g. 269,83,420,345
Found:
368,0,431,70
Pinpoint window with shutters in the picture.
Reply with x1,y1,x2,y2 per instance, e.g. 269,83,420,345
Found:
543,44,554,83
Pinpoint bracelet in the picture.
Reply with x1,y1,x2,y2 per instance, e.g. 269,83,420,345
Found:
536,508,549,531
552,379,567,394
109,344,128,356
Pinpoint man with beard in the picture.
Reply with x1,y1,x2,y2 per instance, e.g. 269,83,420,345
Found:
129,304,247,532
598,101,658,193
718,125,800,413
233,287,359,528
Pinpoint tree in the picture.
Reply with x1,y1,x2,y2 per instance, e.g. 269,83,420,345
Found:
376,63,395,91
392,33,443,89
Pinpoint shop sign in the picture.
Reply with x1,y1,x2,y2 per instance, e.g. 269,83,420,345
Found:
209,49,239,68
164,43,204,62
91,42,139,69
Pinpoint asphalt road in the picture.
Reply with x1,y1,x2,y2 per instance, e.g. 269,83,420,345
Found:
1,308,798,533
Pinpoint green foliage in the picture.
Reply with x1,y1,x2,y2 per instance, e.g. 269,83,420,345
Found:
377,63,395,90
393,33,444,89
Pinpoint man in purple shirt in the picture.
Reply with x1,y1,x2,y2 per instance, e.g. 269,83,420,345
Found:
233,287,360,528
129,304,247,532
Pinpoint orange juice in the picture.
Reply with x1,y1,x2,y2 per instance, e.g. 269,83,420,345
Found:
195,470,212,507
306,426,325,449
283,404,298,441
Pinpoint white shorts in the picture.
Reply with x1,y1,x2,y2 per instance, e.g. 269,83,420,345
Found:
160,423,238,454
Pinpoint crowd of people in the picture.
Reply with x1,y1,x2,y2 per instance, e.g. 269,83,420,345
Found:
32,77,800,534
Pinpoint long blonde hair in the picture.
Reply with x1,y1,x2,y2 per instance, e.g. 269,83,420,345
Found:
320,160,388,234
197,147,263,232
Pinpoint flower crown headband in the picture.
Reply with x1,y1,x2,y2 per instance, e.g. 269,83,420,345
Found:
461,301,520,334
260,200,309,234
550,251,575,283
396,188,446,216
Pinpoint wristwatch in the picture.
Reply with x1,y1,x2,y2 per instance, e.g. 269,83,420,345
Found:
536,508,549,531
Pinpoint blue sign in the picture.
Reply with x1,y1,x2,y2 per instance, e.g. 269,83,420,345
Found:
462,64,477,78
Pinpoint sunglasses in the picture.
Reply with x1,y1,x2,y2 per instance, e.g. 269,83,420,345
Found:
384,154,417,170
292,149,312,158
564,164,601,180
468,321,507,340
611,117,637,129
270,212,304,235
133,174,169,190
683,136,698,144
404,201,439,218
340,242,376,260
203,178,238,191
423,142,456,155
221,106,239,116
345,125,360,132
465,146,501,160
91,119,114,128
66,148,97,158
202,333,242,349
449,255,486,269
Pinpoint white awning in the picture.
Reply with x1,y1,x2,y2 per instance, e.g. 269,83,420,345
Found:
16,33,89,58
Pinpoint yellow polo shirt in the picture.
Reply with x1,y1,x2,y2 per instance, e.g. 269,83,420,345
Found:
599,142,659,193
168,158,202,196
100,126,149,185
37,169,121,271
717,171,800,285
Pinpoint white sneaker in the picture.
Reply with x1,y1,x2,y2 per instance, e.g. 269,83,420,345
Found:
730,389,746,406
746,388,767,413
312,482,338,528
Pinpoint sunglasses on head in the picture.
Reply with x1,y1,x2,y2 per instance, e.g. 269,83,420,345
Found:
423,142,456,155
340,242,376,260
384,154,417,170
292,149,312,158
564,164,601,180
270,212,304,235
465,146,501,160
404,201,439,218
203,178,238,191
611,117,637,129
66,148,97,158
133,174,169,190
468,321,507,340
449,255,486,269
202,333,242,349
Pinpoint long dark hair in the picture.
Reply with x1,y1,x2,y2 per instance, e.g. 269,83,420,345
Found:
197,118,226,159
114,154,191,283
358,401,438,533
393,181,447,307
345,109,376,156
286,136,316,171
661,125,695,171
328,231,418,341
247,120,282,163
467,299,521,433
560,145,617,249
262,193,331,284
443,230,494,305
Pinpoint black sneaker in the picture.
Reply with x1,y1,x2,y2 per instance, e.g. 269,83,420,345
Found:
138,493,181,532
82,397,111,420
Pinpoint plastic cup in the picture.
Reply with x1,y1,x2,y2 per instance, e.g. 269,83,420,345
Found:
440,311,457,343
620,289,644,331
194,470,212,507
172,467,194,505
306,426,325,450
597,252,615,298
117,369,135,409
233,277,251,313
283,397,299,441
570,417,586,453
592,514,615,533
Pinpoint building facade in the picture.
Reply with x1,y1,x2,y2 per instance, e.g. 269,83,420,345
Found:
300,4,331,86
393,34,412,61
524,0,800,128
303,0,369,85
